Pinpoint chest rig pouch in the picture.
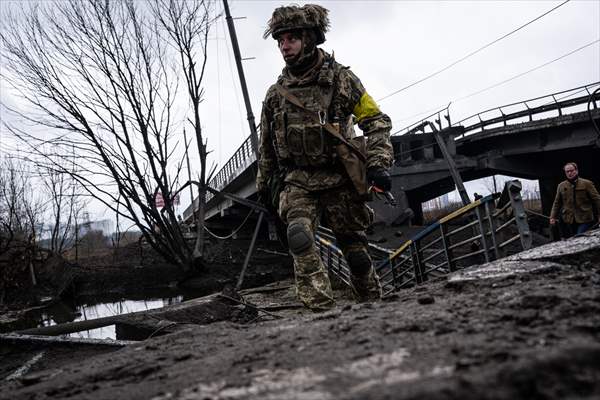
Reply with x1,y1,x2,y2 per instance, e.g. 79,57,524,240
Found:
271,60,337,168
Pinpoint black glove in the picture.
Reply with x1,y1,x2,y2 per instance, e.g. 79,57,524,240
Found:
367,167,392,192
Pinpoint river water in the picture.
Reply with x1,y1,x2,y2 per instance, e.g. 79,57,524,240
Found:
35,289,201,340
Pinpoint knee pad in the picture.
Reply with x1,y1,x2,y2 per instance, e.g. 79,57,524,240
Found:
287,222,313,255
346,249,372,276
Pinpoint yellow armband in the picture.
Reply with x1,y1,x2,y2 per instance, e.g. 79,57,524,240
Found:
352,92,380,123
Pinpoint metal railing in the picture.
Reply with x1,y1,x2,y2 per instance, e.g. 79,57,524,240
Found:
316,234,352,287
393,82,599,140
392,105,452,136
183,133,257,220
316,180,532,297
315,226,393,289
455,82,600,139
206,135,256,202
377,180,531,296
387,82,600,168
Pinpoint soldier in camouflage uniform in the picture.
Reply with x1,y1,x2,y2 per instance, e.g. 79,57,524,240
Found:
256,4,394,311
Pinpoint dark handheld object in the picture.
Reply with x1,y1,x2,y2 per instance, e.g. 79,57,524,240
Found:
367,167,392,192
370,185,397,206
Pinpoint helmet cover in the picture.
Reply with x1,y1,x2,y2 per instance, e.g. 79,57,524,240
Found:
264,4,330,45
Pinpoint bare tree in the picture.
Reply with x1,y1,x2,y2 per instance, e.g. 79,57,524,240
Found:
0,157,44,256
1,0,216,272
150,0,215,261
480,175,510,196
38,154,88,255
0,157,45,294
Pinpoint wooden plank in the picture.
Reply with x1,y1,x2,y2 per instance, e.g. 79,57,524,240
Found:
0,333,135,347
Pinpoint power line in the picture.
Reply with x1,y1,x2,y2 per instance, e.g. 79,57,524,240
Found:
394,41,597,133
378,0,571,102
392,103,448,125
454,39,599,103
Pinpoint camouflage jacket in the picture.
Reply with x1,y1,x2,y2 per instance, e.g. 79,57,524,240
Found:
257,49,393,193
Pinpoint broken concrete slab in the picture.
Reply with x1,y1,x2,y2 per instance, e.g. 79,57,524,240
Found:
449,229,599,282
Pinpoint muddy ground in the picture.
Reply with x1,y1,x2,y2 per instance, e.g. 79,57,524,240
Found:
1,230,600,399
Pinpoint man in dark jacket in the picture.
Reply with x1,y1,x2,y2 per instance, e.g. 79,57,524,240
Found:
550,162,600,237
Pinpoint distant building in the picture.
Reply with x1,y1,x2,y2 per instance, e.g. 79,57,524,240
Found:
78,219,113,236
38,218,113,250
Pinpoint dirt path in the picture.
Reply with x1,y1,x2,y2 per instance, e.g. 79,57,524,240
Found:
1,230,599,400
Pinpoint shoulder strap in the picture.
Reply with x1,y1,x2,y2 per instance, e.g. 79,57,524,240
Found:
318,57,336,112
274,84,366,162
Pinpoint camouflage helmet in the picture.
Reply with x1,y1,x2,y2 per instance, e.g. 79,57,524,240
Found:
263,4,330,45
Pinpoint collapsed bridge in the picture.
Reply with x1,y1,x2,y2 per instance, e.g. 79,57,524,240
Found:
183,82,600,228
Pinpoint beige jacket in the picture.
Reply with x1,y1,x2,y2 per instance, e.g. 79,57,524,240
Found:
550,178,600,224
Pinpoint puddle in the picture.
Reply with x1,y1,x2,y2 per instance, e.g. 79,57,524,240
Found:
37,297,184,340
67,325,117,340
41,297,183,340
23,287,210,340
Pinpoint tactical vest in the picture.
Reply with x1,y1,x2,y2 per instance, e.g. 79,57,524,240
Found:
270,57,353,168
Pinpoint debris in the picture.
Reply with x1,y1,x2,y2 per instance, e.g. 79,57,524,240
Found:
417,295,435,305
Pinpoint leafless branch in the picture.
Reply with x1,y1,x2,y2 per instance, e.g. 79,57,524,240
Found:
1,0,216,272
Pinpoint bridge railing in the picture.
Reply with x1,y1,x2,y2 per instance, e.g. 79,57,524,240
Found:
206,135,256,202
377,180,532,296
315,180,532,297
455,82,600,138
183,132,257,220
316,235,352,287
392,105,452,136
316,226,393,289
392,82,599,141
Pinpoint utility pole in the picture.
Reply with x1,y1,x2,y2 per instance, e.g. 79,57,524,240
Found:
222,0,270,290
223,0,259,159
183,128,195,223
428,122,471,206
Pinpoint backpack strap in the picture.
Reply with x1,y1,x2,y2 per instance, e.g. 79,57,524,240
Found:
273,83,366,162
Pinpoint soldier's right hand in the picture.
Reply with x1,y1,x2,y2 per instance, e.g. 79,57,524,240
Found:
367,167,392,192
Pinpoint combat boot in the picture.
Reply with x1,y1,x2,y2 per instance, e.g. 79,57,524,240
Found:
350,266,382,303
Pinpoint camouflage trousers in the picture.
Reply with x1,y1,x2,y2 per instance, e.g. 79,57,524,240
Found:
278,184,382,310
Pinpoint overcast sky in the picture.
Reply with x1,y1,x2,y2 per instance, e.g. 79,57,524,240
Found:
1,0,599,219
204,0,599,167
